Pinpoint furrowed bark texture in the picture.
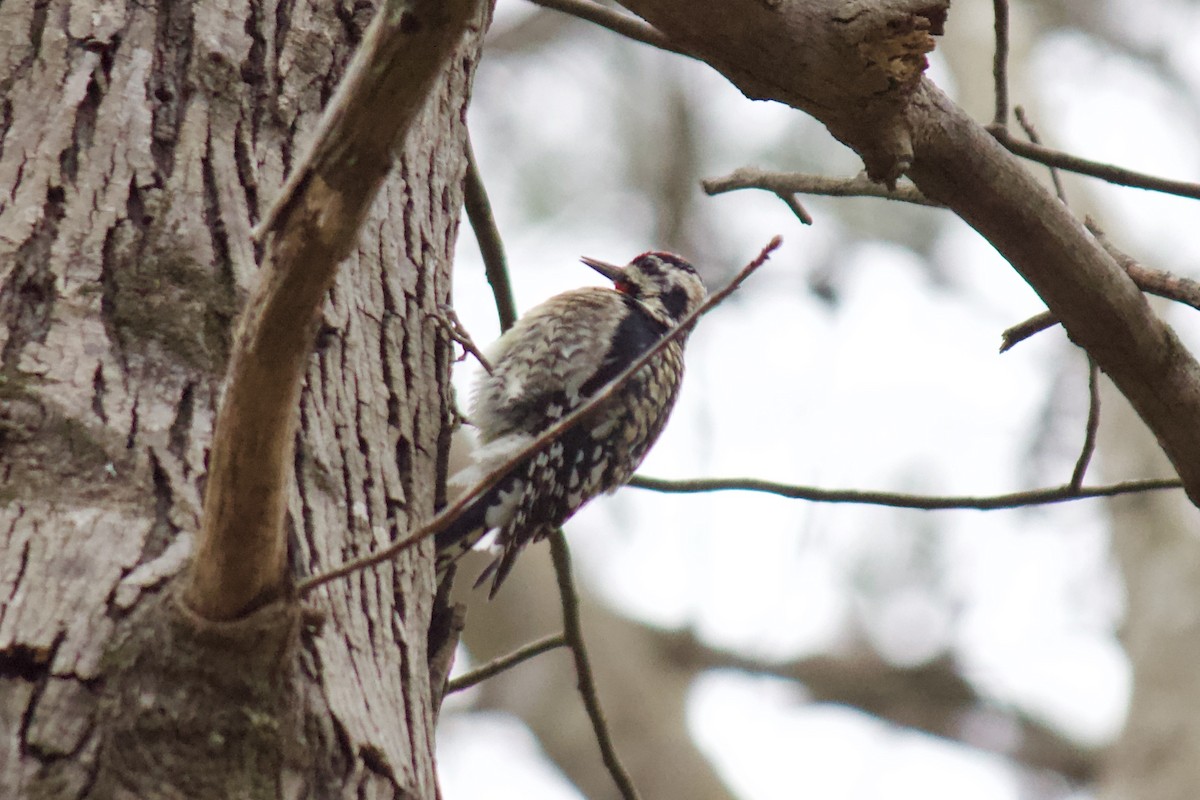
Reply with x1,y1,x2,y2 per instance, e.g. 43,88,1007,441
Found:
0,0,484,795
189,0,478,623
616,0,1200,504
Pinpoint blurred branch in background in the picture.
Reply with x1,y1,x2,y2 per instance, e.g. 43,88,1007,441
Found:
655,629,1102,784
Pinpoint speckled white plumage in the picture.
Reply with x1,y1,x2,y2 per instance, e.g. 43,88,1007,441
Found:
437,252,707,595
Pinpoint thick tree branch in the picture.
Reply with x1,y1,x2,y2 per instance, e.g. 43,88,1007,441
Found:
620,0,950,183
187,0,483,621
616,0,1200,507
906,84,1200,508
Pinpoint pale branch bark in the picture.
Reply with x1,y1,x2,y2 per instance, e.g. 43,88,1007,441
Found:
187,0,483,620
702,167,939,207
297,237,782,595
630,475,1182,509
616,0,1200,508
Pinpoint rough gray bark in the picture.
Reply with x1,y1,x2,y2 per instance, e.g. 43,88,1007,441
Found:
0,0,485,795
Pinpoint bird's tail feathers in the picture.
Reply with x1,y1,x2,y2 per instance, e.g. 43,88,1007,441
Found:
435,433,535,594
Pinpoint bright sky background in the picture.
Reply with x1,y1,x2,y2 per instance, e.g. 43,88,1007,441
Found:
438,1,1200,797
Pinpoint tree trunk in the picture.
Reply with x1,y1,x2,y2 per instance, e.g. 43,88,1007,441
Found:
0,0,484,795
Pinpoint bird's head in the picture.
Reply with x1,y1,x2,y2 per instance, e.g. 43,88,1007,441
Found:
580,251,707,328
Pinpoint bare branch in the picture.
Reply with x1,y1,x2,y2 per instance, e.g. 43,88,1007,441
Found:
1089,218,1200,308
550,533,640,800
989,126,1200,201
528,0,691,57
296,237,783,596
464,135,519,331
1014,106,1067,203
991,0,1010,128
1070,360,1102,491
445,633,567,694
186,0,482,621
703,167,940,208
999,310,1057,352
432,304,494,373
1001,225,1200,352
629,475,1183,510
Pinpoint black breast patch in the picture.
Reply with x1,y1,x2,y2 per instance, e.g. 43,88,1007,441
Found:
578,297,666,398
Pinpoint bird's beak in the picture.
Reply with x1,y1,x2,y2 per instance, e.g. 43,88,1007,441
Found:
580,256,624,283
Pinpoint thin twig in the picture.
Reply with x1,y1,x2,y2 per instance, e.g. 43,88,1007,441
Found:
1002,223,1200,351
1070,359,1102,491
628,475,1182,510
445,634,567,694
1088,217,1200,308
1015,106,1067,203
991,0,1009,128
464,135,519,331
990,127,1200,201
295,237,783,595
774,192,814,225
1000,310,1058,351
432,304,494,373
526,0,692,58
703,167,941,208
549,533,640,800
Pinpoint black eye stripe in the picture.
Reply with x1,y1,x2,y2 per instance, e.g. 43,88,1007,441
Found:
661,286,689,320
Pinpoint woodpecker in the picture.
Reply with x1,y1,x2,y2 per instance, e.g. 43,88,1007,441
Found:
436,252,707,596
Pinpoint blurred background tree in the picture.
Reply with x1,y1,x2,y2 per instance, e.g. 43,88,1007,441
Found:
439,3,1200,800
